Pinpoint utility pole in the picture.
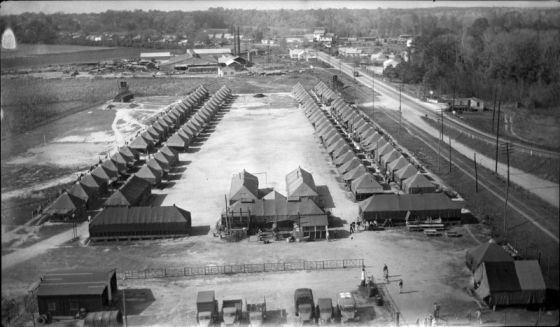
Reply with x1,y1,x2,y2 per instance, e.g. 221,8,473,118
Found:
437,105,444,173
474,152,479,192
448,134,452,173
123,287,128,327
495,96,502,174
372,73,375,122
503,142,510,236
491,85,497,132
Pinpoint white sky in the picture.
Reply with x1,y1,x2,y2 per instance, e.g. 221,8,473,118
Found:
1,1,558,15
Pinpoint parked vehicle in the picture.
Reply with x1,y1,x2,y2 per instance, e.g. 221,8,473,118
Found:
294,288,315,324
316,298,334,325
221,299,243,327
247,298,266,327
337,292,359,323
197,291,219,327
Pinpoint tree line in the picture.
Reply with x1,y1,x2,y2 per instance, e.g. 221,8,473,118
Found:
1,7,559,108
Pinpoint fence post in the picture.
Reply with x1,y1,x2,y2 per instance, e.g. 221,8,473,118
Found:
184,267,186,276
343,260,346,268
284,262,287,271
164,268,166,277
144,270,147,279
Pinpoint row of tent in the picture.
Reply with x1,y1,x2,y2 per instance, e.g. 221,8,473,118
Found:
293,81,462,224
292,82,384,201
134,86,232,186
44,85,215,221
314,81,437,195
128,85,209,154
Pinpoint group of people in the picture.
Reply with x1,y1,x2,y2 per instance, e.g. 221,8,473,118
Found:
416,303,441,327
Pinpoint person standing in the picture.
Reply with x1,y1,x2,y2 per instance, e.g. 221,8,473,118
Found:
383,264,389,281
398,279,403,293
433,302,440,319
361,266,366,287
326,229,330,241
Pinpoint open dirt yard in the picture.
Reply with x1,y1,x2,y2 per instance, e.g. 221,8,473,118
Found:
3,93,557,326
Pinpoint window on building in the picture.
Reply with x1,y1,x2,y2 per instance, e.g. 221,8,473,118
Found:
47,302,56,311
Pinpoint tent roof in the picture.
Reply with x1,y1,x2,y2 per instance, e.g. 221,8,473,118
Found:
68,182,93,201
387,156,409,172
395,164,418,180
402,173,435,189
343,164,367,181
104,175,150,206
136,164,162,180
80,173,106,189
351,173,384,194
514,260,546,291
47,192,84,214
466,242,514,271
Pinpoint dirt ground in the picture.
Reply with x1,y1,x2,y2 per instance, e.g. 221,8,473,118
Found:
4,93,558,326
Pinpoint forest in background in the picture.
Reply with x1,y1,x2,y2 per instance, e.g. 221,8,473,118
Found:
1,7,559,109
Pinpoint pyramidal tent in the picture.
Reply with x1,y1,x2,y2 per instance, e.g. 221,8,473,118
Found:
466,241,514,272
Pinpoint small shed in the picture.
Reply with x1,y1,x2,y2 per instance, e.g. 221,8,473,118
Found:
36,269,117,318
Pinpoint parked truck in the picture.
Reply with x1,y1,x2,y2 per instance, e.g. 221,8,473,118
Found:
294,288,315,324
247,298,266,327
197,291,219,327
337,292,359,323
221,299,243,327
316,298,334,325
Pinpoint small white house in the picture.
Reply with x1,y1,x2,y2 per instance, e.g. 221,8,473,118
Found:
383,58,402,70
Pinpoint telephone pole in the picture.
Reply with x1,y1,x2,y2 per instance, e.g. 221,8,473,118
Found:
495,97,502,174
491,85,497,132
503,142,510,236
448,134,452,173
437,105,444,172
372,73,375,122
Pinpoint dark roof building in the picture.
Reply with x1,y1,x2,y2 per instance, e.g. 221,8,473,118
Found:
465,241,514,273
104,175,151,207
36,269,117,318
89,206,192,241
80,173,108,195
358,193,462,223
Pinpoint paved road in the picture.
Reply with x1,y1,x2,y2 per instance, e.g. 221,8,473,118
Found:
317,52,559,209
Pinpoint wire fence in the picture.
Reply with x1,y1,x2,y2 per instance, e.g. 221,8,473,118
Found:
119,259,364,280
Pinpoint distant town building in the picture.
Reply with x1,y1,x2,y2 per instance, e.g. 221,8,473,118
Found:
338,47,363,57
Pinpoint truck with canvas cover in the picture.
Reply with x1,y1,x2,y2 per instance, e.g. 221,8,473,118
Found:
221,299,243,327
247,298,266,327
294,288,315,324
337,292,358,323
197,291,219,327
316,298,334,325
